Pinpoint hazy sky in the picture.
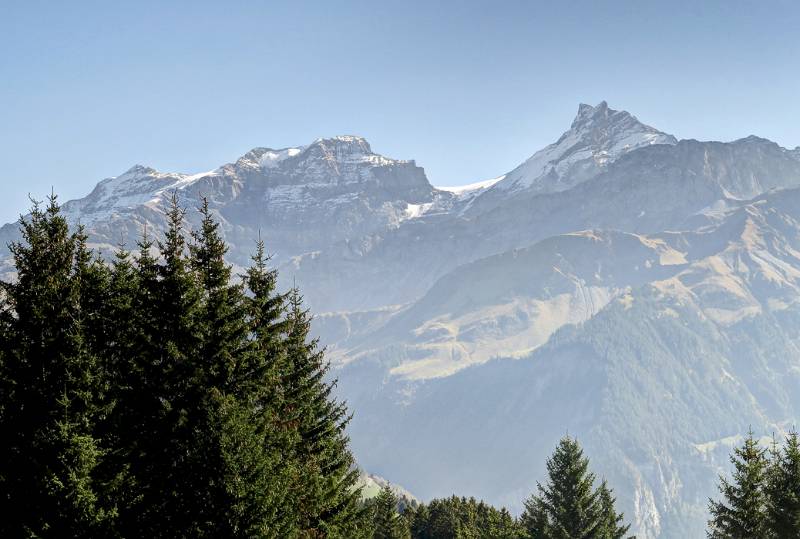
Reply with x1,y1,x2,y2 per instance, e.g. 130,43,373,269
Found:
2,0,799,224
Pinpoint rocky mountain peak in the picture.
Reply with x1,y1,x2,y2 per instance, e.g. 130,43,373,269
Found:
491,102,676,194
567,101,674,143
572,100,611,127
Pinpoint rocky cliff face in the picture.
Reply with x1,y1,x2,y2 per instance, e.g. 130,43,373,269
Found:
4,103,800,537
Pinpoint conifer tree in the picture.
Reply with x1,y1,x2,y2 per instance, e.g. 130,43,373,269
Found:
371,485,410,539
283,287,365,537
112,228,165,533
126,194,205,536
708,430,770,538
189,199,291,536
521,436,605,539
408,503,432,539
491,507,523,539
0,197,115,536
241,236,299,536
596,481,630,539
98,245,143,531
765,431,800,537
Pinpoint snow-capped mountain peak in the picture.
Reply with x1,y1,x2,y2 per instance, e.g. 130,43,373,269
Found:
493,101,677,194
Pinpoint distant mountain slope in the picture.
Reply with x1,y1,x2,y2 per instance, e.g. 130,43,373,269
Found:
333,187,800,537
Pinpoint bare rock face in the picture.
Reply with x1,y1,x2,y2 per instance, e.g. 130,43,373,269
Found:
5,103,800,538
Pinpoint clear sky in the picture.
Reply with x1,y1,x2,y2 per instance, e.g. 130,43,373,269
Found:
2,0,799,224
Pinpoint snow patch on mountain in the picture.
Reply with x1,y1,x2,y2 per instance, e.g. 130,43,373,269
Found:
258,147,304,169
437,175,505,196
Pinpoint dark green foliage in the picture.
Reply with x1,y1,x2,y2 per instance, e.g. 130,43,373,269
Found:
765,431,800,537
521,436,630,539
707,429,770,538
408,495,524,539
0,197,117,537
369,486,410,539
596,481,631,539
0,195,367,538
283,287,366,537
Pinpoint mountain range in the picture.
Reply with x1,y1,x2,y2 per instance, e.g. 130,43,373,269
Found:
4,101,800,537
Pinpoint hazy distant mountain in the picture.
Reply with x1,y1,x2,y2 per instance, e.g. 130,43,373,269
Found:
4,102,800,537
334,191,800,537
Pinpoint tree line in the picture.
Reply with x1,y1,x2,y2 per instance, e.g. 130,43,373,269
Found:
367,436,631,539
0,195,635,538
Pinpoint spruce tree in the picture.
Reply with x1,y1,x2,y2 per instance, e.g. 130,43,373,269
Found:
113,228,165,533
708,429,770,538
189,199,291,536
765,431,800,537
127,194,205,536
408,503,432,539
371,485,410,539
283,287,365,537
596,480,630,539
99,245,143,531
0,197,115,536
0,193,373,537
242,236,299,536
520,436,603,539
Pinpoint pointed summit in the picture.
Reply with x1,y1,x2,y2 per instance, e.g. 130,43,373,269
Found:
573,101,610,127
493,102,676,194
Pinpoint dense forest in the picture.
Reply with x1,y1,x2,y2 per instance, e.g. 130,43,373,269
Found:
3,195,795,538
0,196,363,537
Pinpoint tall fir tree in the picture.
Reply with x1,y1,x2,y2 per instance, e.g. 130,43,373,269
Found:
129,194,205,536
520,436,607,539
189,198,292,536
283,287,366,537
370,485,410,539
242,235,299,536
708,429,770,538
99,245,143,532
765,431,800,537
0,197,115,536
596,480,630,539
113,227,165,533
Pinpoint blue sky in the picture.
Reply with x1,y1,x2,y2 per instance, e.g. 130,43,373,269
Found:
1,0,799,224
